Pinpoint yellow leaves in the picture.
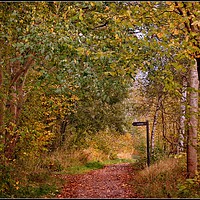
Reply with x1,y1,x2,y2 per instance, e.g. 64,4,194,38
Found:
104,71,116,76
77,47,85,55
185,35,189,42
36,130,55,149
48,121,56,127
79,9,83,21
169,39,175,47
114,34,122,44
144,61,151,66
41,93,79,128
83,131,135,161
166,2,172,6
173,29,179,35
69,84,79,91
85,50,91,56
191,20,200,26
104,6,109,11
90,2,95,7
166,2,176,12
157,32,163,38
126,9,132,17
14,181,20,190
71,94,79,101
115,34,119,40
113,16,117,21
34,121,47,132
5,122,17,135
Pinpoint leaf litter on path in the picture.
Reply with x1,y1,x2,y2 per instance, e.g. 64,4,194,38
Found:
56,163,143,198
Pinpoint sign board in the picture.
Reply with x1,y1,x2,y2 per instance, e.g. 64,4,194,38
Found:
132,121,147,126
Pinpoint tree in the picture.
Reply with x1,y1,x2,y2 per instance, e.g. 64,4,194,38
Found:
0,2,77,160
187,59,199,178
1,2,199,179
168,1,200,178
131,1,199,177
0,2,137,160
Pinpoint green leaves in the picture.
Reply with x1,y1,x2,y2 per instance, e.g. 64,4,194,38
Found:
1,1,199,165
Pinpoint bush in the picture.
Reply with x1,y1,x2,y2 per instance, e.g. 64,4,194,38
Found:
82,130,136,162
40,159,64,172
0,164,16,198
178,173,200,198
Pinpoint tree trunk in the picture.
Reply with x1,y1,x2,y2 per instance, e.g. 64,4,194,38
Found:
178,77,187,154
0,67,3,132
4,56,33,160
60,116,68,146
151,94,162,156
187,59,199,178
0,67,4,163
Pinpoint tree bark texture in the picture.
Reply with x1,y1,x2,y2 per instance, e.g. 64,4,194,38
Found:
4,56,34,160
178,77,187,154
187,59,199,178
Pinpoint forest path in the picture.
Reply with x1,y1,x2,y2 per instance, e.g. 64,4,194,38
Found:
56,163,142,198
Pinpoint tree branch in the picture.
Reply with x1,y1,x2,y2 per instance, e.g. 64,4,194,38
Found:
92,21,109,30
10,56,34,88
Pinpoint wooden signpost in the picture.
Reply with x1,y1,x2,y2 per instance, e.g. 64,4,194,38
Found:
132,120,150,167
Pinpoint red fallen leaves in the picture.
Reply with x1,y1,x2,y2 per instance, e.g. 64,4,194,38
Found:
56,163,142,198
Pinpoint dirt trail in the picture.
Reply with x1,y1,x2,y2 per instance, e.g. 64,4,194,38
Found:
56,163,142,198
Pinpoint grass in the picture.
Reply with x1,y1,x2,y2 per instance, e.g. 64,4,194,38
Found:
0,155,137,198
66,161,105,174
103,158,137,165
60,158,137,174
0,168,64,198
129,154,200,198
0,154,66,198
10,184,59,198
3,150,199,198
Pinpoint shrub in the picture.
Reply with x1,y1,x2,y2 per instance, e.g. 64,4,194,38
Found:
177,173,200,198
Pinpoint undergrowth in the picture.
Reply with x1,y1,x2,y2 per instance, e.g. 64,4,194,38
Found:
0,162,63,198
130,154,200,198
0,131,136,198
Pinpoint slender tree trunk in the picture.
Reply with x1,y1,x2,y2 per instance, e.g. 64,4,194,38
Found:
187,59,199,178
0,67,4,163
60,116,68,146
4,83,18,160
151,94,162,156
178,77,187,154
0,67,3,132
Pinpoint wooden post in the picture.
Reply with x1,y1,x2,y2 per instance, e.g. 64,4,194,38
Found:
132,120,150,167
146,120,150,167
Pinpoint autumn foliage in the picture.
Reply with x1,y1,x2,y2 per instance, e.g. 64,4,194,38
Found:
0,1,199,198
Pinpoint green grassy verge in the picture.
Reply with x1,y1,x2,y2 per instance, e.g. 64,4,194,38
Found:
103,158,137,165
62,158,137,174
